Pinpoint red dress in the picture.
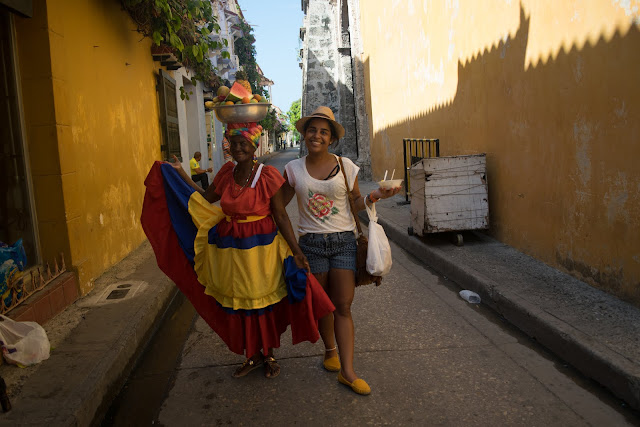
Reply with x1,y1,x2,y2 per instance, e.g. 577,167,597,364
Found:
141,161,334,357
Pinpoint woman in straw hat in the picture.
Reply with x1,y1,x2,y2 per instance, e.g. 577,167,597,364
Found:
141,121,334,379
283,106,400,395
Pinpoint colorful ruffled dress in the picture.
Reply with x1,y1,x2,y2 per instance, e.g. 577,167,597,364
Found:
141,161,334,357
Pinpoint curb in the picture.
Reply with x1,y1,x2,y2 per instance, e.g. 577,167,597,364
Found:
91,284,180,423
359,211,640,411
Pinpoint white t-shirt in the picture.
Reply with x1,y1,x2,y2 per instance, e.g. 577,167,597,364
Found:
285,155,360,235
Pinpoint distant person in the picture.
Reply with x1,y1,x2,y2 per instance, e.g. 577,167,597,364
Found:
189,151,212,190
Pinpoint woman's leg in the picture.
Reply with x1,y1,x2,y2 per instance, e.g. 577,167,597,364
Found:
328,268,357,382
315,271,339,362
264,348,280,379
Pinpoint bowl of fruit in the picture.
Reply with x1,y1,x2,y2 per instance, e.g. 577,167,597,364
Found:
210,73,271,123
213,103,271,123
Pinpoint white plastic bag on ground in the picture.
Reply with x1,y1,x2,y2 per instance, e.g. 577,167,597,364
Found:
365,202,392,276
0,315,50,366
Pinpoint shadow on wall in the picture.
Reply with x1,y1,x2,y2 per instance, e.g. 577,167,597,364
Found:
369,6,640,303
302,49,357,160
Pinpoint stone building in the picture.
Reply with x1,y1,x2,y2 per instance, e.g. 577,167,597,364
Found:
299,0,371,178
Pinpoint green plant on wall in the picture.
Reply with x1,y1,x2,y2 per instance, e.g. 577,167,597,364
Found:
121,0,229,92
234,20,268,98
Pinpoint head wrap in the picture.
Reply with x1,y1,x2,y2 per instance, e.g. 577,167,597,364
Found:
224,122,263,149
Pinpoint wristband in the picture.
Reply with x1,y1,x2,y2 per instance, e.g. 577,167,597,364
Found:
367,193,380,203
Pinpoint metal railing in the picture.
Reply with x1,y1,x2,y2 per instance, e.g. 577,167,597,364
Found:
1,253,66,315
403,138,440,203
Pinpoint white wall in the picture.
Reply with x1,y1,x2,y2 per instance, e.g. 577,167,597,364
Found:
175,70,210,177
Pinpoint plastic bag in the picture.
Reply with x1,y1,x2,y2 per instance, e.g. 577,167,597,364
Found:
0,239,27,270
365,202,392,276
0,315,50,366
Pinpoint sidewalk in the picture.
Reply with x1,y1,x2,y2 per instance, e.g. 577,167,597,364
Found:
0,241,178,425
1,176,638,425
358,180,640,412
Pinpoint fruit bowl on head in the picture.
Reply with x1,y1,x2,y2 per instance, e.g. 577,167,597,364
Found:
213,103,272,123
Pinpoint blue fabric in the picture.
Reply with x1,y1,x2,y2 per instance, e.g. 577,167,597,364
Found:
217,301,275,316
0,239,27,270
208,229,278,249
283,256,308,303
160,163,198,264
0,239,26,307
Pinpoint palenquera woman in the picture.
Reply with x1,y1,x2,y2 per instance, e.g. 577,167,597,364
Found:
141,120,334,379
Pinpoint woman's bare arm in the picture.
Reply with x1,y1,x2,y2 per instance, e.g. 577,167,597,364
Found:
271,187,310,271
168,156,206,193
203,183,221,203
281,171,296,206
351,177,401,212
169,155,220,203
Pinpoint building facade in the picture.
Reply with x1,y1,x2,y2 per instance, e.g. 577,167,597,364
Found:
0,0,256,321
301,0,640,304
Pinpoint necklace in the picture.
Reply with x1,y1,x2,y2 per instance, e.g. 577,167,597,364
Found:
231,162,256,198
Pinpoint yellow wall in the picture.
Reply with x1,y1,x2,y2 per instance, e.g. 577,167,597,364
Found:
361,1,640,303
14,0,163,294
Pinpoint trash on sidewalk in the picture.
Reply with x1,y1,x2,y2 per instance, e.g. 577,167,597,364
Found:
459,290,481,304
0,315,50,367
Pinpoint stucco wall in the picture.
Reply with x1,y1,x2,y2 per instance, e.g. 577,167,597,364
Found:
360,1,640,303
15,0,163,294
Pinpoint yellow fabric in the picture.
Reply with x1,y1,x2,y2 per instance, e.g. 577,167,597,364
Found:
189,157,200,176
189,192,290,310
188,191,225,228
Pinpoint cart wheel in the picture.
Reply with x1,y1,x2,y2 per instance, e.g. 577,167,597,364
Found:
408,226,414,236
454,233,463,246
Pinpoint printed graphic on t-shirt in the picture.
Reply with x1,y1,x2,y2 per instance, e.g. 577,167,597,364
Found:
308,190,339,222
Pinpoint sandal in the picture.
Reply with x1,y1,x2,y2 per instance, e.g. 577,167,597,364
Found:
263,355,281,379
232,354,263,378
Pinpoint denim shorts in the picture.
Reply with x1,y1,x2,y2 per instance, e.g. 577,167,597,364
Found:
298,231,357,274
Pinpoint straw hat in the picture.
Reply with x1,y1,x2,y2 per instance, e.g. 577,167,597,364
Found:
295,106,345,140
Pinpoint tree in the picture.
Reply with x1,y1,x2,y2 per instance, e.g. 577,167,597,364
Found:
287,99,301,141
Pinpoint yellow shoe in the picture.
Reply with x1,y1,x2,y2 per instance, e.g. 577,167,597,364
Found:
338,371,371,395
323,355,341,372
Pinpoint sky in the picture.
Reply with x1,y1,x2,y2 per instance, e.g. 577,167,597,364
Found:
236,1,303,115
